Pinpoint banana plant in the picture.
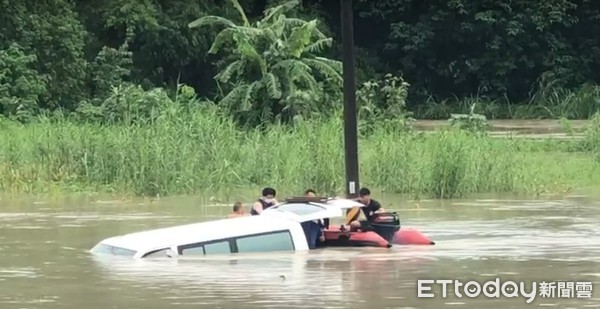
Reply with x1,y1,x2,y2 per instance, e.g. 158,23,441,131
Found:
188,0,342,125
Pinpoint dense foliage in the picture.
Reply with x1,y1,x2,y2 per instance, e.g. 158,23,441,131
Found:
1,0,599,125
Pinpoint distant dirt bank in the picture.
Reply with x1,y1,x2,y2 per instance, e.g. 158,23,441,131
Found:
413,119,589,139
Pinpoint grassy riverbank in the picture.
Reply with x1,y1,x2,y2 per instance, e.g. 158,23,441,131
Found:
1,107,599,199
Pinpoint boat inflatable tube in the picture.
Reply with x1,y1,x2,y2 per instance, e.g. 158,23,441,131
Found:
322,226,391,248
392,228,435,245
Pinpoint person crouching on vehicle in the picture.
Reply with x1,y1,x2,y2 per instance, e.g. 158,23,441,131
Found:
347,187,385,231
250,187,278,215
227,202,248,218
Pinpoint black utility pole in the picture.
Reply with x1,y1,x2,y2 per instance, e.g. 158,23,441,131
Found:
340,0,359,198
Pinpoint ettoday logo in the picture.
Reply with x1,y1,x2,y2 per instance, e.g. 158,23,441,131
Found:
417,278,593,303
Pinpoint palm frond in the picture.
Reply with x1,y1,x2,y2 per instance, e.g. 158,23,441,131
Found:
284,75,296,96
304,38,333,54
283,18,327,40
264,72,282,99
208,28,236,54
271,59,318,91
302,58,343,83
314,57,343,72
229,0,250,27
283,18,308,28
271,59,311,72
291,66,319,90
262,18,286,42
269,41,286,60
235,26,264,36
211,26,263,54
240,82,259,111
214,60,244,84
262,0,299,24
214,56,233,69
188,16,237,29
287,20,318,58
311,27,328,40
236,39,267,74
268,15,287,38
219,83,249,108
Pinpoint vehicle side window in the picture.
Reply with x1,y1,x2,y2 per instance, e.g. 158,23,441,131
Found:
180,241,232,256
204,241,231,254
181,246,205,255
236,231,295,253
91,244,136,257
143,248,171,258
91,244,113,254
178,231,294,256
112,247,136,256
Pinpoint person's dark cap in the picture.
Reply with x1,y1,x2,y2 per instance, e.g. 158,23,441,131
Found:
262,187,276,197
305,189,316,195
358,187,370,196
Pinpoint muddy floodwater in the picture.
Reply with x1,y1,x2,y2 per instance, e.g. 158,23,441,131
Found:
1,193,599,308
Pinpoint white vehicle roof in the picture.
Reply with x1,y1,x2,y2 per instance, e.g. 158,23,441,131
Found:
260,197,365,220
321,197,366,209
95,215,300,256
261,201,342,220
270,196,366,209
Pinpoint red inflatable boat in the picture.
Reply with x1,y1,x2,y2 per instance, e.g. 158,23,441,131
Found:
320,212,435,248
271,196,435,249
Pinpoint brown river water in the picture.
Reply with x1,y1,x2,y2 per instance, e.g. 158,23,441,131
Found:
1,193,599,308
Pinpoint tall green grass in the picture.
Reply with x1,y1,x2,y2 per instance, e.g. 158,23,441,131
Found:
414,83,600,120
0,107,599,199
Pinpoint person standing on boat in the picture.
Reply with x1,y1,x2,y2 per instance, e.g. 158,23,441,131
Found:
250,187,278,215
227,202,248,218
348,187,385,231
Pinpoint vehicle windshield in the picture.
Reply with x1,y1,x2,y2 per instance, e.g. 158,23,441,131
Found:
269,203,327,216
91,243,136,257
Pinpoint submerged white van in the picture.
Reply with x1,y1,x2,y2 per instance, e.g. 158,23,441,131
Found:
90,198,358,259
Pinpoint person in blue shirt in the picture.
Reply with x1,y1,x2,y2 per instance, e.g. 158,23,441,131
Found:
302,189,326,249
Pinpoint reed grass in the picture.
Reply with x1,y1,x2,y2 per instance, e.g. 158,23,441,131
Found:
413,83,600,120
0,108,599,199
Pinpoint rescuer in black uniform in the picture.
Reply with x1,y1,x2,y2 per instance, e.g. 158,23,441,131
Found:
348,187,385,231
250,187,278,215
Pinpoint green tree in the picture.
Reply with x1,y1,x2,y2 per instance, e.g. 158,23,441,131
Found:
352,0,600,104
75,0,231,96
189,0,343,126
0,43,48,121
0,0,88,110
